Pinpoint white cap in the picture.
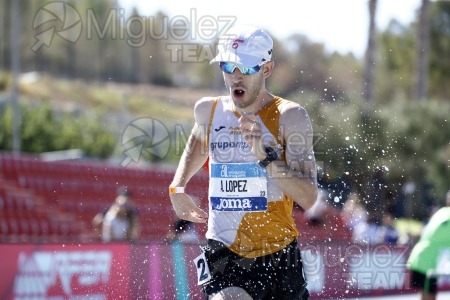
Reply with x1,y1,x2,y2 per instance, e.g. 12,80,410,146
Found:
210,26,273,67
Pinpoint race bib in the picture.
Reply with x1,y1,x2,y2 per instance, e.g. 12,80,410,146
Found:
209,163,268,212
193,252,212,285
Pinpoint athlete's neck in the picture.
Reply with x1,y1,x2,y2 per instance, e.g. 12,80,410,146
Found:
233,91,275,116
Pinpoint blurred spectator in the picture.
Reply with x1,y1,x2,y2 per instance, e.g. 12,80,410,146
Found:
167,219,199,243
363,166,391,223
352,207,399,246
376,208,399,245
407,200,450,300
342,192,368,231
421,190,450,229
352,213,380,246
92,188,139,242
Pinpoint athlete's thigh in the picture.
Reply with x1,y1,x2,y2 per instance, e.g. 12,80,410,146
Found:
209,286,253,300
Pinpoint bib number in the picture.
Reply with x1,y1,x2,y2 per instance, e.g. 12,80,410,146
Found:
209,163,268,212
193,252,211,285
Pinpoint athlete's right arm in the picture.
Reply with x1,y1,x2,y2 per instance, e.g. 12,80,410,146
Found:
169,97,216,223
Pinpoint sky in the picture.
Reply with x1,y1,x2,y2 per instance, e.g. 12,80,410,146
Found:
119,0,422,58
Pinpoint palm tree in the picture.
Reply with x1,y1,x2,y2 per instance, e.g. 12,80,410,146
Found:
363,0,377,104
415,0,430,101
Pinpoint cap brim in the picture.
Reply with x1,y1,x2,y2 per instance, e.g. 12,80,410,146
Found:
210,51,263,67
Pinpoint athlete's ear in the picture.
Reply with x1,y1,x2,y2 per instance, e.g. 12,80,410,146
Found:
262,61,274,78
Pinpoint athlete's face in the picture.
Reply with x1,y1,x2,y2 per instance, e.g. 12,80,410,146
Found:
222,64,265,109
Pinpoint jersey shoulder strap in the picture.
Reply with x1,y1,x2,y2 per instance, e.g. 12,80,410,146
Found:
206,97,220,147
258,96,291,148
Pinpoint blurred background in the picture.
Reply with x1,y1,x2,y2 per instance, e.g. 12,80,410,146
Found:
0,0,450,298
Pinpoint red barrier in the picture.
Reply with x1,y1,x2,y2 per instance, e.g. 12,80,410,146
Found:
0,244,131,299
300,242,412,298
1,242,449,299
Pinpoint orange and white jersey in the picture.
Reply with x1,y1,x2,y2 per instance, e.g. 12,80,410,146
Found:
206,96,298,258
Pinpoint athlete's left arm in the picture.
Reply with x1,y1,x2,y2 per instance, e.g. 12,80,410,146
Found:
268,103,318,210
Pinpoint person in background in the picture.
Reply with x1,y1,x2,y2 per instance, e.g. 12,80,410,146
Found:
93,188,139,242
407,194,450,300
376,208,399,245
341,191,368,232
352,213,380,246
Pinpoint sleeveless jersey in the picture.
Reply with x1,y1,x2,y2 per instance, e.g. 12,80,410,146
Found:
407,207,450,274
206,96,299,258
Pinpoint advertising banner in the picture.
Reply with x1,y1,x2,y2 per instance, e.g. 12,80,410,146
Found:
1,242,449,299
0,244,130,300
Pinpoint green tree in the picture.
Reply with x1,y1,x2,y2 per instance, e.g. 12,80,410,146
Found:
377,20,416,103
0,102,116,158
428,0,450,99
415,0,431,101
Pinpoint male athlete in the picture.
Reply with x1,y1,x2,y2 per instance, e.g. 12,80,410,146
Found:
169,26,318,299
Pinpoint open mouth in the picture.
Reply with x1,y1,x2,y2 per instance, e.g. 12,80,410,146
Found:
233,89,245,97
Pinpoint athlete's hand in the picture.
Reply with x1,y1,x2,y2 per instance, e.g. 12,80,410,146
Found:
170,193,208,223
239,114,266,160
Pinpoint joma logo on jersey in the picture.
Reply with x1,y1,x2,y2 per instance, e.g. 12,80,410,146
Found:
215,198,251,210
210,197,267,211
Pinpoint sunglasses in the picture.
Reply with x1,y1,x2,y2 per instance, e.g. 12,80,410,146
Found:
219,61,266,75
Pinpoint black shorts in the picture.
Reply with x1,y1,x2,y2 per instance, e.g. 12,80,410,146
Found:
410,270,437,294
201,239,309,300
